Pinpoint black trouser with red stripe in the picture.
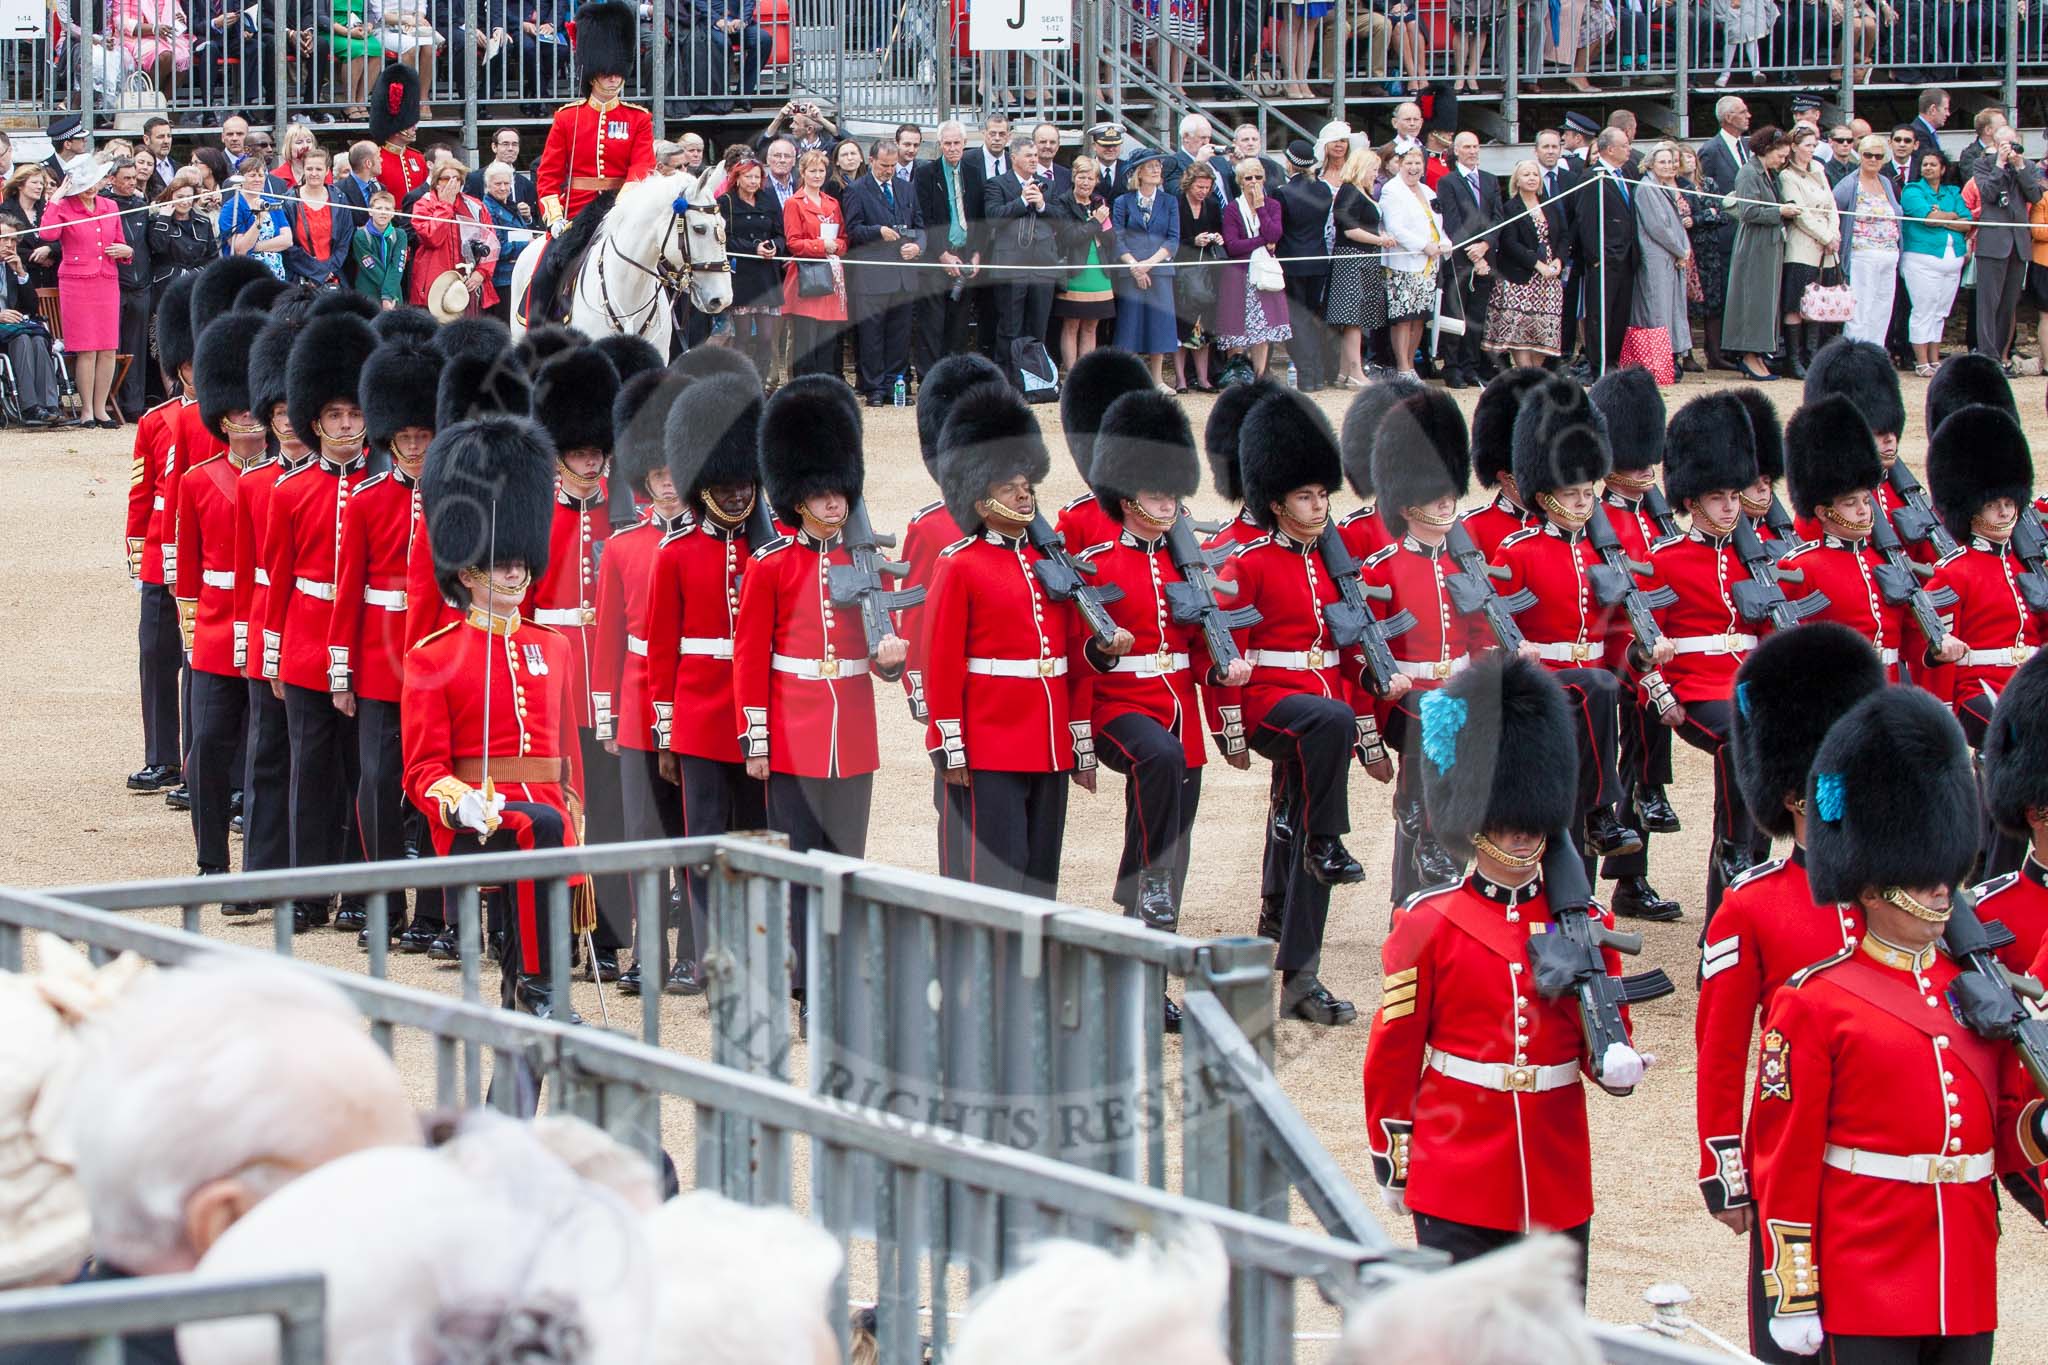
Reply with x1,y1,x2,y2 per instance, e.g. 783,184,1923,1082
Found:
357,697,442,928
617,745,682,960
438,801,570,998
1958,690,2027,881
284,681,361,877
1673,698,1766,923
1384,694,1437,908
578,728,627,952
943,769,1070,900
677,754,766,964
1552,666,1621,834
1096,713,1203,914
769,772,873,994
137,582,182,771
1250,694,1354,980
187,667,247,873
1602,675,1673,882
241,679,292,874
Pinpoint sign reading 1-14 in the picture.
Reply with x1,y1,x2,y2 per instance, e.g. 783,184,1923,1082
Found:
968,0,1071,49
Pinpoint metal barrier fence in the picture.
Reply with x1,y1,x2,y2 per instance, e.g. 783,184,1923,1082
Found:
0,1272,325,1363
0,881,1721,1364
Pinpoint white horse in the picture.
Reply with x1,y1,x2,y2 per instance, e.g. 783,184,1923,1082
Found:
508,167,732,360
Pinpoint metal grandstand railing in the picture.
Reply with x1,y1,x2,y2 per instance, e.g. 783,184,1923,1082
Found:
0,1272,326,1364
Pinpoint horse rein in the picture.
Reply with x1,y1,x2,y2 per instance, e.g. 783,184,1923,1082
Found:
586,202,729,339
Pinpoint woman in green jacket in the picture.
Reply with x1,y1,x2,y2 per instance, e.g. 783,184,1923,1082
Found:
351,191,408,308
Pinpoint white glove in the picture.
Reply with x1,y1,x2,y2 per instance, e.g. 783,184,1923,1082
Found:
548,217,568,238
454,788,506,835
1768,1315,1824,1356
1381,1184,1408,1217
1600,1042,1650,1089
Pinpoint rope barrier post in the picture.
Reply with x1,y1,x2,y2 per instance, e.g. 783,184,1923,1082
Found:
463,0,480,160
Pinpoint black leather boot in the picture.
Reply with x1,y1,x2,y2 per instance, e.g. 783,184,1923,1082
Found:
1611,875,1683,922
1414,833,1462,887
1282,975,1358,1026
1783,321,1808,379
618,961,643,996
1716,837,1758,890
1303,836,1365,886
515,978,583,1024
127,763,179,792
665,959,706,995
589,946,621,982
1633,787,1681,834
1255,896,1284,942
1583,807,1644,858
334,897,368,932
1162,994,1183,1034
1135,868,1179,931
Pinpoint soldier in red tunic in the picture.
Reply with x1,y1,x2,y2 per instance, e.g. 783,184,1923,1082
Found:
1797,339,1913,548
1750,685,2048,1363
412,349,531,653
264,313,377,931
1981,652,2048,976
406,415,583,1018
736,379,909,994
1363,655,1649,1280
1732,387,1790,552
368,63,427,206
1333,377,1412,565
1693,624,1886,1363
1460,368,1547,559
126,272,199,795
331,336,444,949
644,370,767,996
1052,350,1149,558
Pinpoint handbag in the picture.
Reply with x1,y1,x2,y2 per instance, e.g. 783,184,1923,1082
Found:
1178,245,1219,312
1799,255,1854,323
794,259,835,298
1618,326,1676,384
1247,245,1285,293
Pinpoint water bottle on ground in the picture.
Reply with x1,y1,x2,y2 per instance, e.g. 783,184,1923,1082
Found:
893,375,908,407
1286,360,1299,388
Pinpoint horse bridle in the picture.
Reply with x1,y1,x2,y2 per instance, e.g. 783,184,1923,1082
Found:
588,202,729,338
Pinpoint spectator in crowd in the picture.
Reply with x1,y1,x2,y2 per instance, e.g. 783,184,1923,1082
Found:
1112,149,1180,388
1487,157,1568,368
409,160,499,313
40,118,87,181
696,0,775,95
643,1191,845,1365
1969,123,2041,366
1380,145,1444,380
1823,125,1860,186
377,0,444,118
465,127,537,221
333,142,384,222
40,157,127,428
328,0,381,118
282,147,355,288
1883,125,1918,185
842,139,925,405
1910,86,1948,153
187,146,231,201
826,138,865,199
720,156,786,383
912,120,976,378
781,149,848,378
1328,144,1393,387
147,172,218,291
892,124,920,190
266,122,320,198
948,1230,1230,1365
0,230,61,423
1900,147,1973,372
1049,153,1117,372
1692,95,1749,372
960,116,1011,357
1329,1239,1600,1365
985,138,1058,372
1091,122,1130,200
1835,133,1903,346
351,189,408,308
763,136,800,204
1436,129,1500,389
1672,143,1707,368
677,133,707,176
1957,106,2006,178
1633,142,1693,381
1275,139,1335,387
1575,128,1640,376
219,115,251,168
1026,123,1069,199
1217,153,1290,380
759,99,839,159
2,166,58,293
242,129,276,173
1709,0,1777,89
139,118,175,198
1778,124,1841,377
103,159,153,420
217,159,292,279
1723,126,1796,380
479,161,533,320
0,130,13,184
1163,112,1220,197
1172,157,1224,390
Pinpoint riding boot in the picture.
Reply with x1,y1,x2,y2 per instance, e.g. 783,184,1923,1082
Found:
1783,321,1808,379
1703,316,1732,372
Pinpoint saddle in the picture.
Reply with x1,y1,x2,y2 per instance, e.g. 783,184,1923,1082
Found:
520,193,616,329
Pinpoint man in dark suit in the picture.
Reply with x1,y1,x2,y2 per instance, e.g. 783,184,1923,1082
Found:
1910,87,1948,159
1091,123,1134,201
1029,122,1074,201
1559,111,1599,174
1694,95,1750,372
1573,129,1641,379
103,160,153,420
1435,131,1502,388
1882,125,1919,187
1969,124,2042,363
1216,122,1286,200
842,140,928,405
1534,129,1584,368
333,142,384,216
959,114,1011,359
141,117,176,199
1273,142,1333,390
464,127,539,223
913,120,978,382
1823,125,1859,186
983,139,1058,374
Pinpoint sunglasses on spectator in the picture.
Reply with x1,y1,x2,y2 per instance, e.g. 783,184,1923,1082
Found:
1829,135,1854,143
1861,151,1884,159
1891,135,1914,144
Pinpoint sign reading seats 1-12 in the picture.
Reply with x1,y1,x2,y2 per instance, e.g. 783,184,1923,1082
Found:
968,0,1070,49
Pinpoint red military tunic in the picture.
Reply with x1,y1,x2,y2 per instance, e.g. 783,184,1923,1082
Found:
378,141,428,205
1339,504,1396,561
1916,538,2045,713
1204,507,1265,553
1793,480,1907,548
1054,492,1120,559
732,528,893,779
328,468,424,704
1693,852,1865,1216
533,95,656,224
645,513,752,763
899,499,963,723
1216,532,1357,735
262,452,371,692
126,398,180,584
1461,493,1536,560
1645,528,1753,704
1362,873,1629,1232
921,529,1089,773
1778,536,1906,681
405,503,460,656
233,456,295,681
161,399,228,593
1073,529,1231,766
1360,536,1492,690
1602,489,1662,562
1494,522,1621,673
1750,938,2048,1339
591,509,686,754
1979,856,2048,975
172,453,249,679
523,481,610,731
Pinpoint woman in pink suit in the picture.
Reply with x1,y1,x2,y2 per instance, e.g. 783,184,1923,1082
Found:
39,156,128,428
1215,157,1291,379
114,0,193,93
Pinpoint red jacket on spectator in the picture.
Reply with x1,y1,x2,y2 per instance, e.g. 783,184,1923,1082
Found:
408,191,501,310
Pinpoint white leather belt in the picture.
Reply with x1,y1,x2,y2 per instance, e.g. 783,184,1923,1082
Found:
1879,647,1900,666
626,634,649,657
533,607,592,627
966,656,1068,678
362,586,407,610
253,569,270,587
772,653,869,679
1395,654,1470,680
680,637,735,660
1823,1143,1992,1185
293,577,336,601
1669,632,1758,656
1531,640,1602,664
201,569,235,591
1963,645,2036,667
1248,648,1338,671
1110,650,1191,676
152,494,164,510
1426,1046,1579,1094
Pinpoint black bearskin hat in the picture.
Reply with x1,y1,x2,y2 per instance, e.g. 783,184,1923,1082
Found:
915,353,1005,478
666,372,762,503
366,63,420,145
1731,623,1885,840
308,290,380,324
190,256,274,342
532,347,621,456
1729,387,1782,482
433,315,512,363
1926,351,2015,439
248,312,305,430
1372,389,1470,538
1664,392,1758,509
1785,395,1882,518
233,275,290,315
1471,366,1550,490
1419,655,1579,859
1984,649,2048,836
155,273,198,381
1929,405,2034,542
1806,686,1980,904
572,1,637,87
437,352,532,430
1203,378,1283,504
194,310,264,441
760,376,862,524
421,416,557,608
1805,336,1904,440
1060,348,1153,485
670,343,763,390
592,333,664,387
1239,389,1342,532
937,383,1052,533
1589,365,1665,473
1088,390,1198,517
372,306,439,347
1338,373,1424,501
614,368,686,497
286,312,377,450
361,340,444,450
515,323,587,375
1511,376,1610,505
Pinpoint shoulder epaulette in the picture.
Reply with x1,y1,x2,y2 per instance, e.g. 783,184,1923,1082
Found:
275,461,317,485
187,451,227,474
938,535,975,557
613,520,654,539
1061,492,1092,511
1727,857,1787,892
912,499,943,519
1650,532,1686,552
142,396,180,419
1341,504,1377,523
1075,539,1115,563
1786,944,1856,989
524,619,563,637
355,469,393,492
1780,540,1821,561
1232,535,1271,555
412,620,461,650
1973,871,2021,900
752,534,792,560
1499,525,1542,549
1936,546,1967,567
1458,503,1494,524
1401,880,1462,911
1363,543,1400,567
617,100,649,115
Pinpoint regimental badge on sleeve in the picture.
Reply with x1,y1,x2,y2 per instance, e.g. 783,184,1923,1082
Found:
1760,1028,1791,1102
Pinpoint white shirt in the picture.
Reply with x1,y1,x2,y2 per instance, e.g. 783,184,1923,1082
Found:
1722,129,1749,164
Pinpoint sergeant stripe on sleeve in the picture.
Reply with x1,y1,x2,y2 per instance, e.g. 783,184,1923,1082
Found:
1700,934,1740,981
